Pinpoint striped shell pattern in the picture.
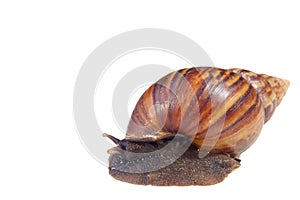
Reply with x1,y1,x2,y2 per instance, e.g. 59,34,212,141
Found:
125,67,289,156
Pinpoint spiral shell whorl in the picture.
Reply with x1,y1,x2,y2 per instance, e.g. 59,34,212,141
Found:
229,68,290,123
260,74,290,106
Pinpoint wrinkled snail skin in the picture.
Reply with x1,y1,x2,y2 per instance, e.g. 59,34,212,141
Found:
105,67,289,186
108,140,241,186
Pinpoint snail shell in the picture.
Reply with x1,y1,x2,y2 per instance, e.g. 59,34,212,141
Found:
125,67,289,156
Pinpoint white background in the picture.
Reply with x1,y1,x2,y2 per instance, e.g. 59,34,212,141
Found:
1,1,300,199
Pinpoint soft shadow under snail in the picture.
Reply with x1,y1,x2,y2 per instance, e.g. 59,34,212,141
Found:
104,67,289,186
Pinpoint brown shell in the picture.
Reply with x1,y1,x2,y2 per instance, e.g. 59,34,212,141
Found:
125,67,289,156
229,68,289,122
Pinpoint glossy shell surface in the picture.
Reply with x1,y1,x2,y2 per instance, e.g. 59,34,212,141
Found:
125,67,272,155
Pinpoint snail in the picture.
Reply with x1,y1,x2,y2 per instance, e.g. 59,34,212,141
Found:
104,67,289,186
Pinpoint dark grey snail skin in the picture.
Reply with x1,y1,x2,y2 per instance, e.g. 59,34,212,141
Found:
110,153,239,186
104,67,289,186
105,134,240,186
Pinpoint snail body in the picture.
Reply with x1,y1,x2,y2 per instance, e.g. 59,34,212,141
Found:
105,67,289,186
